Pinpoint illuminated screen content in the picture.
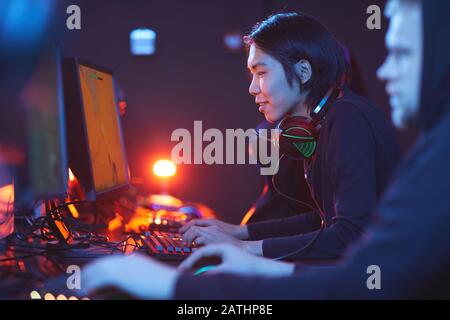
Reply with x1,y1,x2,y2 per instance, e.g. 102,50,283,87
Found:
78,65,128,194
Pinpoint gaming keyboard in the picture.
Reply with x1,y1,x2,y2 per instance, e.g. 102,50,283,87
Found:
140,231,197,261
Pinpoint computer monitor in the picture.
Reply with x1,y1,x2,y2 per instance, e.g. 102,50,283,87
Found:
62,58,130,201
18,43,68,199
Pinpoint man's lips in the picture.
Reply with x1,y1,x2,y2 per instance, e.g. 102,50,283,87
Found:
256,101,269,112
385,84,398,97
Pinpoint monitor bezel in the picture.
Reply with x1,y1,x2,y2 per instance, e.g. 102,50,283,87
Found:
27,44,69,200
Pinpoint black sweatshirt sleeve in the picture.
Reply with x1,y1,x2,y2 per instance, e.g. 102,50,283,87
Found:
247,212,321,240
261,102,377,260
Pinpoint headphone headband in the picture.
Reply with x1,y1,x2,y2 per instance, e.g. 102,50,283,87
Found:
310,86,341,122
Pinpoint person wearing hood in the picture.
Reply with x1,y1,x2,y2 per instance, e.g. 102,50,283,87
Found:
80,0,450,299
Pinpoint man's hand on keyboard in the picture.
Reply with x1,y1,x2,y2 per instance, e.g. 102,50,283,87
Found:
181,223,264,256
182,224,238,247
179,219,249,240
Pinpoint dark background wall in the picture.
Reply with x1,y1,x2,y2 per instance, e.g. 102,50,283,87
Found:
56,0,415,223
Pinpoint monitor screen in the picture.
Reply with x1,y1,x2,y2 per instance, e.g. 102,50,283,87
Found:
77,64,129,195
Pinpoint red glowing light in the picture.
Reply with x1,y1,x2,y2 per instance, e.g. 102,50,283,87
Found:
153,160,176,178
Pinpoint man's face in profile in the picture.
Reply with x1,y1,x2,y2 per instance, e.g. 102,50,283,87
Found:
377,1,423,129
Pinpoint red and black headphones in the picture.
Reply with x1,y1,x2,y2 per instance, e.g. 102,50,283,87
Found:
276,86,342,160
269,86,342,261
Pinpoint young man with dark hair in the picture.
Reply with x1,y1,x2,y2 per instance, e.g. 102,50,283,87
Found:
179,12,400,262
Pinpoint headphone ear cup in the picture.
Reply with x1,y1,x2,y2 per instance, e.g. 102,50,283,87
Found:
278,117,318,159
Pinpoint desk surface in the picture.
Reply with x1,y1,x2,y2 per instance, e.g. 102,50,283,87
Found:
0,231,182,300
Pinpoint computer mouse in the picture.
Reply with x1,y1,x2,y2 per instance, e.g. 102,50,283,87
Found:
194,265,218,276
190,256,222,276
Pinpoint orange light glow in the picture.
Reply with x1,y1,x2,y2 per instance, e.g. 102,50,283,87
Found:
30,291,88,300
152,160,176,178
147,194,183,207
44,293,56,300
54,218,71,242
68,168,75,182
124,207,152,233
240,206,256,225
240,184,268,225
0,183,14,212
67,204,79,219
0,183,14,238
123,237,138,255
108,213,123,232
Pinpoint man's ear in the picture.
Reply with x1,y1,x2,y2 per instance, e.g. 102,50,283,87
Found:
294,60,312,85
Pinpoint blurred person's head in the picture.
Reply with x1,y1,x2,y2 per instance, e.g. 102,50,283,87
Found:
0,0,57,152
245,13,347,123
377,0,423,129
0,0,56,192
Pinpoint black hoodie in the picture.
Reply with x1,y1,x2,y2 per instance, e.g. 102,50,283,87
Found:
175,0,450,299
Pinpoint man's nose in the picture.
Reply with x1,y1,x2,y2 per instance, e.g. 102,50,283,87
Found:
377,58,391,81
249,77,260,96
